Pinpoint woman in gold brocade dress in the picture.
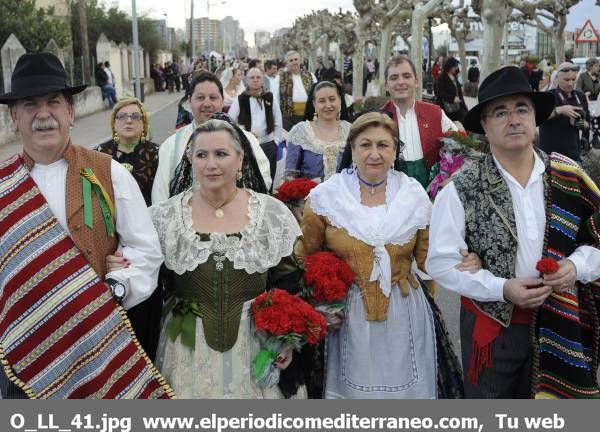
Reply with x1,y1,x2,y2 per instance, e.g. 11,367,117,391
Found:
295,112,465,399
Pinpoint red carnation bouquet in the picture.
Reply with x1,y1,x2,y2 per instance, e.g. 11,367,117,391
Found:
536,257,560,275
276,178,318,207
302,251,354,314
250,288,327,387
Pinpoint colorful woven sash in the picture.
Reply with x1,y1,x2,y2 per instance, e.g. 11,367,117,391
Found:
534,153,600,399
0,155,174,399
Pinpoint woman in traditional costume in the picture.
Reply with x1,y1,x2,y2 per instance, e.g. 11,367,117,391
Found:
150,117,306,398
97,97,162,361
97,98,158,206
285,81,352,182
221,67,245,112
295,112,463,399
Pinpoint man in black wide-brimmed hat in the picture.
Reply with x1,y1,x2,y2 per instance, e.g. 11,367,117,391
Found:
426,66,600,399
0,53,173,399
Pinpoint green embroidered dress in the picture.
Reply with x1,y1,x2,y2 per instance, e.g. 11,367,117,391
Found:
151,190,305,398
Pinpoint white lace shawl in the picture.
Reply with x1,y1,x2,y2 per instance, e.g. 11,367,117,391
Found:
287,120,352,155
308,169,432,297
150,189,302,275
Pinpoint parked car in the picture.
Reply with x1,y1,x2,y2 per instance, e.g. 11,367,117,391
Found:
571,57,587,73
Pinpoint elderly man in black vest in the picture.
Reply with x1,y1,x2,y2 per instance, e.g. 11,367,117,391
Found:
229,67,283,192
426,66,600,399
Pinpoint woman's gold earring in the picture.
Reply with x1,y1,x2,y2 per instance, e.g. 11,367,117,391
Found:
112,131,120,144
236,170,242,181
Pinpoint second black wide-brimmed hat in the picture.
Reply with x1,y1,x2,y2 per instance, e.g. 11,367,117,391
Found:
0,52,87,104
462,65,555,134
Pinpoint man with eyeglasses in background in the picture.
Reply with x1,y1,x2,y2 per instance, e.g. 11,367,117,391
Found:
539,62,590,162
426,66,600,399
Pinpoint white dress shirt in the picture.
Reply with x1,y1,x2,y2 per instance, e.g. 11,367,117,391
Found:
228,95,284,144
223,83,245,108
30,158,163,310
394,101,458,161
151,121,272,204
291,74,309,103
267,75,279,103
105,67,114,86
426,151,600,302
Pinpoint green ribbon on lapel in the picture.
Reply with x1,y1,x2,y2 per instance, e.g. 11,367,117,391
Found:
81,168,115,237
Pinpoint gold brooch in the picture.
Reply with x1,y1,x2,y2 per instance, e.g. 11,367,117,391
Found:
122,162,134,172
423,123,430,129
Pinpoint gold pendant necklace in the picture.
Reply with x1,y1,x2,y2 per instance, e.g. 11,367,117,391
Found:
200,188,239,219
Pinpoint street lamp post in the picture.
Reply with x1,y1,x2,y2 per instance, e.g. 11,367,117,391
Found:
189,0,195,60
206,1,226,56
163,13,169,50
131,0,141,100
427,16,434,96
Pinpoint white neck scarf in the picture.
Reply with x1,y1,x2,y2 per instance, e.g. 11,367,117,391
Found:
308,169,432,297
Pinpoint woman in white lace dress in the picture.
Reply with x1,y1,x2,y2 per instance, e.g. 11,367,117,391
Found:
285,81,352,182
150,119,306,398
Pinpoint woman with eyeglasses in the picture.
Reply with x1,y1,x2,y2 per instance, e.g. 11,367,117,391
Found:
96,98,163,362
97,98,159,206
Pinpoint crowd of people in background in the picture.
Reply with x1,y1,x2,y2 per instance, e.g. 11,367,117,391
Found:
2,47,600,400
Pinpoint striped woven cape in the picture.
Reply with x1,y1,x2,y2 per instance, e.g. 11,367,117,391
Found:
533,153,600,399
0,155,174,399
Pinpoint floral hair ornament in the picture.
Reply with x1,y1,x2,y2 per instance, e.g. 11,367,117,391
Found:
428,130,488,199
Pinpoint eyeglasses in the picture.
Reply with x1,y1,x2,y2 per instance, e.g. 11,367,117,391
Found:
115,112,143,122
558,67,579,72
484,106,533,123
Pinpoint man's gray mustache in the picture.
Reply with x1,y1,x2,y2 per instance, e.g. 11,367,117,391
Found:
32,118,59,131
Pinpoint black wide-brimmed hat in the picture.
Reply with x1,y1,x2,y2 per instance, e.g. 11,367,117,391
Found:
463,65,555,134
0,52,87,104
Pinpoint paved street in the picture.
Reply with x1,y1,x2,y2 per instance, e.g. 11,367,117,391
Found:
0,90,183,159
436,286,462,361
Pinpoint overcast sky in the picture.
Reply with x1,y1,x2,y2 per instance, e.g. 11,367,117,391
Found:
118,0,353,45
117,0,598,46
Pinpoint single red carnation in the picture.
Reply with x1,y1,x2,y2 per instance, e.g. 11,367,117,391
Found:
536,257,559,274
